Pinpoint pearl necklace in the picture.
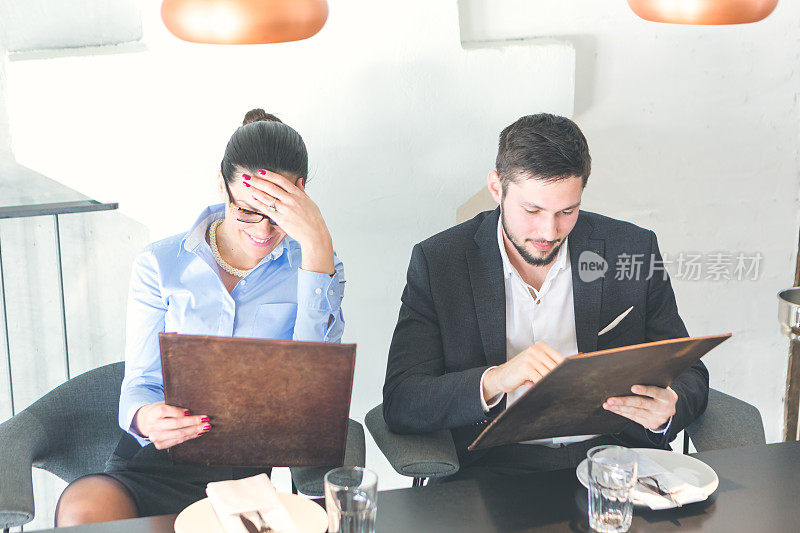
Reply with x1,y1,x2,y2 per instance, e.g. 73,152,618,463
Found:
209,219,253,278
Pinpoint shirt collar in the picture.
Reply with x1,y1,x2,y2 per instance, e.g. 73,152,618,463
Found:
496,217,569,282
179,203,299,268
179,204,223,255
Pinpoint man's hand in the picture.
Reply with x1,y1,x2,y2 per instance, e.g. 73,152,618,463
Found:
482,342,565,403
603,385,677,431
133,401,211,450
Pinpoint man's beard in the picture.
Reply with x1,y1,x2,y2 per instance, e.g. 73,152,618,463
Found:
501,210,564,267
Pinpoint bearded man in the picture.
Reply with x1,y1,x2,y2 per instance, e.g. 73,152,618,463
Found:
382,114,708,481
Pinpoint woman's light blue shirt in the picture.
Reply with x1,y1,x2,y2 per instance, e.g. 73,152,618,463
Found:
119,204,345,445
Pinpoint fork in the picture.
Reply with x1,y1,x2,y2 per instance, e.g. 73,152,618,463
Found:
639,476,681,507
239,512,274,533
239,514,260,533
253,510,274,532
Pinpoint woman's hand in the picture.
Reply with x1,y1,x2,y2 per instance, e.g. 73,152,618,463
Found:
133,401,210,450
245,170,335,275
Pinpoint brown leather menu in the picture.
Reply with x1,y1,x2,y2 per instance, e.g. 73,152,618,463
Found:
468,334,731,451
159,332,356,467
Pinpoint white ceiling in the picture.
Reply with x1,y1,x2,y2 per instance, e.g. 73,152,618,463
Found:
0,0,141,52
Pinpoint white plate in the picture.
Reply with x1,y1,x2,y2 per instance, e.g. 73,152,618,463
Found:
174,493,328,533
576,448,718,509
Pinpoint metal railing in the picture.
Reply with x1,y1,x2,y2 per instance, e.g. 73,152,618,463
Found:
0,200,118,417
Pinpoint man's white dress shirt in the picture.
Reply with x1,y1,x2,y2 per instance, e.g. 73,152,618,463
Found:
481,219,596,447
480,218,669,446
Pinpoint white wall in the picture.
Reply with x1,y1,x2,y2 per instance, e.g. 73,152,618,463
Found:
0,0,798,527
0,0,141,52
0,47,9,157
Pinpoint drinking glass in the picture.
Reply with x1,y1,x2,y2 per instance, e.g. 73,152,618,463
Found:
587,445,638,533
324,466,378,533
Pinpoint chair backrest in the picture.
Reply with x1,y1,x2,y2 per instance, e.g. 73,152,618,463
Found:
24,361,125,482
686,388,766,452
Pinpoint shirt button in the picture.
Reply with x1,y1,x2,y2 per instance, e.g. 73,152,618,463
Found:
328,290,334,296
240,279,247,286
315,288,322,294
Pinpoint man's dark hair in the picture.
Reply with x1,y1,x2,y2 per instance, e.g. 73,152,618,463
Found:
495,113,591,191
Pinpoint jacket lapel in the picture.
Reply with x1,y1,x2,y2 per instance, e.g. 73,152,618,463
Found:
569,213,605,354
467,208,507,368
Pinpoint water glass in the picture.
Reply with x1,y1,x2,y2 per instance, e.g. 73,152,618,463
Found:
324,466,378,533
587,445,638,533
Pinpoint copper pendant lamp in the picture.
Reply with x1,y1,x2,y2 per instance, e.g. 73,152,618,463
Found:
628,0,778,25
161,0,328,44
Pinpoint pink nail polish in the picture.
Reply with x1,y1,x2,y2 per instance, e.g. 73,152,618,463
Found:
242,174,251,180
252,195,258,201
244,182,251,187
184,410,191,416
200,416,209,423
202,424,211,431
258,169,266,175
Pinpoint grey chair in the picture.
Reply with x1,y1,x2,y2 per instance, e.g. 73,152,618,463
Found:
290,420,366,497
0,362,364,531
0,361,126,531
682,388,766,453
365,405,459,487
366,388,766,486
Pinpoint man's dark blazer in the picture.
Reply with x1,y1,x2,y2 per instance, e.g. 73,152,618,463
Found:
382,207,709,466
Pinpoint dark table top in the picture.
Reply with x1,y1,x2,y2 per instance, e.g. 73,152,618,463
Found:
37,441,800,532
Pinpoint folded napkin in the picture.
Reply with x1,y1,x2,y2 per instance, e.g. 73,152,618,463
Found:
633,454,708,510
206,473,299,533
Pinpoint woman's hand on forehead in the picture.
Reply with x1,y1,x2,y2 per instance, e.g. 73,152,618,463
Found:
243,168,334,275
242,168,302,190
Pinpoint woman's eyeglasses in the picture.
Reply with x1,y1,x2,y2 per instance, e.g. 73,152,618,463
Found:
224,180,278,225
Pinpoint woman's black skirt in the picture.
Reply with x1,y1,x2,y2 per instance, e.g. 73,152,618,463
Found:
103,433,271,517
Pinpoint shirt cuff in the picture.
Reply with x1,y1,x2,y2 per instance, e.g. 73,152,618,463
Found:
125,403,152,446
479,366,504,413
120,385,165,447
296,268,344,312
649,416,673,435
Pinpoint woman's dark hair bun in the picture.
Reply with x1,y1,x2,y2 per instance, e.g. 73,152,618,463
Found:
222,109,308,183
243,108,282,125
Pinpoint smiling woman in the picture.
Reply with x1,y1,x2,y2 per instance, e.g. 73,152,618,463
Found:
213,110,337,285
51,109,345,526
